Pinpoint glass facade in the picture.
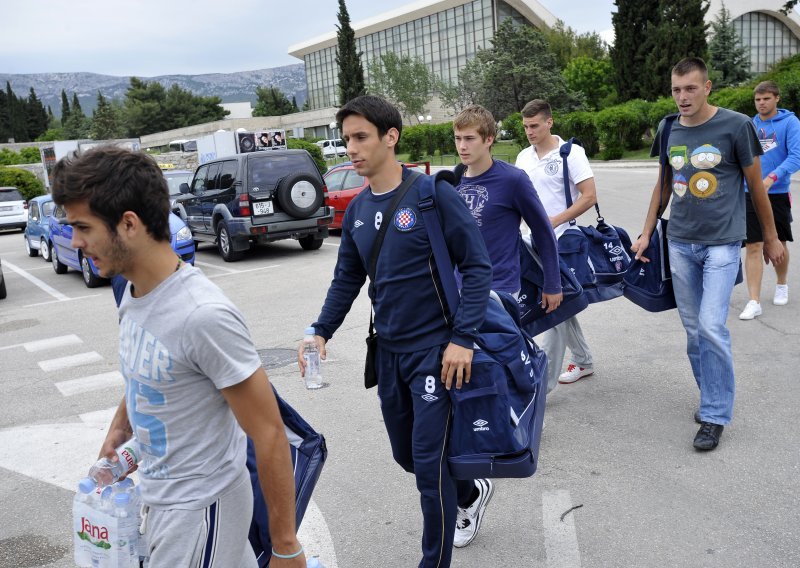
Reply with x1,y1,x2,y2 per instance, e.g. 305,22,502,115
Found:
303,0,531,109
733,11,800,74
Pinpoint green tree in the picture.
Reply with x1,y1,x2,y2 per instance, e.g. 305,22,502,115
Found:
253,86,295,116
63,93,91,138
781,1,798,14
25,88,49,140
708,3,750,87
367,52,436,122
91,92,122,139
563,56,615,110
641,1,708,100
541,20,608,69
437,56,486,114
0,167,44,200
335,0,365,106
291,95,299,112
0,89,9,142
6,83,30,142
462,19,581,119
60,89,71,125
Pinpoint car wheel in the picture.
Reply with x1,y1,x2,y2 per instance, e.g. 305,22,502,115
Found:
52,246,68,274
25,235,38,257
0,275,6,299
80,254,105,288
40,238,51,262
276,173,324,219
299,235,324,251
217,222,244,262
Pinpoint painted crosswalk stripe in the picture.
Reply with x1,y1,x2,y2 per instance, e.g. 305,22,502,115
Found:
38,351,103,372
55,371,124,397
24,334,83,352
79,406,120,429
542,490,582,568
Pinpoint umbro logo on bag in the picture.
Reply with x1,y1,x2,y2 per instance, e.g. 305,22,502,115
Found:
353,219,364,229
473,419,490,431
421,393,438,402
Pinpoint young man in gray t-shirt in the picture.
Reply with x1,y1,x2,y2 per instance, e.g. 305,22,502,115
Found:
632,57,784,452
52,147,306,567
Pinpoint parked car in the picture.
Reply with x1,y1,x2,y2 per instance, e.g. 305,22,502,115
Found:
0,257,6,299
49,206,195,288
315,138,347,159
0,186,28,231
163,169,194,198
173,150,334,261
24,194,55,261
323,161,431,230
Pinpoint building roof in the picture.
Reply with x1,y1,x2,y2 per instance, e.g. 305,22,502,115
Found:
288,0,558,59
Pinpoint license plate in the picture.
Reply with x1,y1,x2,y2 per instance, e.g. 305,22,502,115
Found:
253,201,273,216
0,206,11,212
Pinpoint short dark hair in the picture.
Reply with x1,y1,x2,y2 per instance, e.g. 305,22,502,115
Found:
335,95,403,140
755,80,780,97
51,146,171,242
521,99,552,119
672,57,708,81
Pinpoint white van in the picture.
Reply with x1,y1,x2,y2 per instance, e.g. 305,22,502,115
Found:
316,138,347,158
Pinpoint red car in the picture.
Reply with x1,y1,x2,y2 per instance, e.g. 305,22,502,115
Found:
324,161,431,230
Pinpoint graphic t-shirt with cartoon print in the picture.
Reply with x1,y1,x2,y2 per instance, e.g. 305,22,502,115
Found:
651,107,762,245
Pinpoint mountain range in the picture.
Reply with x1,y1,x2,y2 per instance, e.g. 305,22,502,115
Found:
0,64,307,118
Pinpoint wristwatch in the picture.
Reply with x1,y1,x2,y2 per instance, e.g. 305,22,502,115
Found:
768,173,778,182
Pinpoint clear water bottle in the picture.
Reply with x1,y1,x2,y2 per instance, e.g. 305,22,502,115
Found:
302,327,323,389
113,492,138,567
307,558,326,568
73,478,98,567
88,438,141,487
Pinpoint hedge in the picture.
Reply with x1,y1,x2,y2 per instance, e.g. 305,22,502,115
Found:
554,111,599,157
0,167,45,201
287,138,327,174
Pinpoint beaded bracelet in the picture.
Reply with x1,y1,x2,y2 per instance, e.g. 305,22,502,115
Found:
272,546,304,559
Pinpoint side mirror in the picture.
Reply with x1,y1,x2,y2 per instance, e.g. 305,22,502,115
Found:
180,183,190,194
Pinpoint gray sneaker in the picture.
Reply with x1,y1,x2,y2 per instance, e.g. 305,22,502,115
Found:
453,479,494,548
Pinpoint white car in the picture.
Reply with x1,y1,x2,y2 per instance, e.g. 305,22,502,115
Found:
0,187,28,231
315,139,347,159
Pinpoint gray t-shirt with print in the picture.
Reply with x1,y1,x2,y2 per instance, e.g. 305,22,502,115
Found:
651,107,762,245
118,265,262,509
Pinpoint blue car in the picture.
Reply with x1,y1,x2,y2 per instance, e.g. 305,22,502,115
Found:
49,206,195,288
23,194,55,261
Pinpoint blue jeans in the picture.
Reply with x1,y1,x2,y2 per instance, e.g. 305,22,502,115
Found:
668,241,741,425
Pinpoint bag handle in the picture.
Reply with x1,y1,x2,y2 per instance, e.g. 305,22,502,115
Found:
366,170,422,333
560,138,602,225
657,114,679,218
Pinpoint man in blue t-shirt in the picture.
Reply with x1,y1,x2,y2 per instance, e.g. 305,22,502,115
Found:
299,96,494,566
738,80,800,320
632,58,784,452
452,104,562,305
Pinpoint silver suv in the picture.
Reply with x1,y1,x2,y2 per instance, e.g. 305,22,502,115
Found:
174,150,334,261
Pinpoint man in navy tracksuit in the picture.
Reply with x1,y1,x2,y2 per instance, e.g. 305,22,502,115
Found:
298,96,493,567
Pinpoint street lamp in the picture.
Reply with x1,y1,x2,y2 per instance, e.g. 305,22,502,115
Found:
418,114,432,124
329,121,338,140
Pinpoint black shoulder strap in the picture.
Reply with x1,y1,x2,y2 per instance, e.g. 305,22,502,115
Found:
559,137,602,224
434,162,466,187
367,170,422,288
657,113,680,217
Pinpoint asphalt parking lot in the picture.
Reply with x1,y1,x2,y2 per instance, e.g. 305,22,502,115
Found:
0,164,798,567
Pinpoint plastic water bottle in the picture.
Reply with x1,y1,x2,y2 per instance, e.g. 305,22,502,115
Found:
113,492,138,567
302,327,323,389
74,478,97,566
88,438,141,487
307,558,326,568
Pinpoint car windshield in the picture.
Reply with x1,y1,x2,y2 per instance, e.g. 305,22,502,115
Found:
42,201,55,216
163,172,192,196
248,154,314,187
0,189,23,202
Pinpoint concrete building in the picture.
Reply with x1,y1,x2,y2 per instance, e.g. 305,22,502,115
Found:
289,0,556,114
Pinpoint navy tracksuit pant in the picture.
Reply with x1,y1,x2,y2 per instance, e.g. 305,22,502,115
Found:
376,343,475,568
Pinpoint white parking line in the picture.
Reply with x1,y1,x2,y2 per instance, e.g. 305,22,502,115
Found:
323,242,339,247
24,294,102,308
55,371,125,397
0,334,83,352
2,260,69,301
38,351,104,372
542,490,582,568
194,260,239,273
208,264,281,278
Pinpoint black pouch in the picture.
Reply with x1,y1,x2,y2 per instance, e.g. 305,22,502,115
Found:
364,330,378,389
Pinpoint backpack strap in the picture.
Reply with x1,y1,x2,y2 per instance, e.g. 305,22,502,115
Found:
657,113,679,217
434,162,466,187
559,137,602,224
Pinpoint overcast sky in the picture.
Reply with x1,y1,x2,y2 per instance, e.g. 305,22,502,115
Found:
2,0,615,77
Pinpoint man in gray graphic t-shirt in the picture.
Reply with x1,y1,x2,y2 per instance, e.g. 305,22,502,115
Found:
51,147,306,567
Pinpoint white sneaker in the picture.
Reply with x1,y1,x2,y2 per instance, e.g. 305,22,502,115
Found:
774,285,789,306
453,479,494,548
738,300,762,320
558,364,594,384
